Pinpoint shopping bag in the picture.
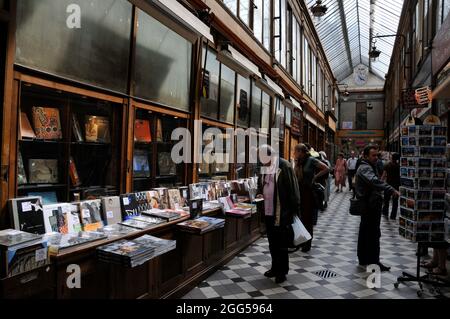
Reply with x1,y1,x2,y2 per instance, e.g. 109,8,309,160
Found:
292,215,312,246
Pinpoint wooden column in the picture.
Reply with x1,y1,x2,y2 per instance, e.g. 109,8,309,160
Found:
1,0,15,227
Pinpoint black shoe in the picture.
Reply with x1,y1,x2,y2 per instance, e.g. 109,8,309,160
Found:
264,270,276,278
301,246,311,253
275,275,287,284
377,263,391,272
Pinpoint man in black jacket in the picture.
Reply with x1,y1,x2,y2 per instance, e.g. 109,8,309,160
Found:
355,145,400,271
257,145,301,284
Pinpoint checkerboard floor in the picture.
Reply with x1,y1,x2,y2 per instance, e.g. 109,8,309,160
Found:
183,185,450,299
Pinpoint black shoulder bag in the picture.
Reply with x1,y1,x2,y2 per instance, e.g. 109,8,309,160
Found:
349,170,373,216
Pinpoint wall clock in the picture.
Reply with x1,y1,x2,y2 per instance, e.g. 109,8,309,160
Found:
353,65,369,86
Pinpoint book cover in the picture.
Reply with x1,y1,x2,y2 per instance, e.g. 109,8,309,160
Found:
43,204,71,234
85,115,111,143
79,200,103,231
134,119,152,143
0,229,42,249
134,191,153,212
72,114,84,142
133,149,150,178
197,216,225,230
19,112,36,139
147,191,161,209
119,218,154,230
142,209,182,222
97,238,154,259
120,193,139,220
45,231,106,254
132,215,165,226
9,197,46,234
67,204,83,233
156,118,163,142
177,219,211,233
101,196,123,225
179,186,189,207
158,152,176,176
218,196,234,211
168,189,182,210
32,107,62,140
3,240,49,278
69,157,81,187
154,188,169,209
29,159,58,184
17,152,27,185
99,224,138,238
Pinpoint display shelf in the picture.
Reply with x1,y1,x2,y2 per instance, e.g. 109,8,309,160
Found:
132,177,151,181
132,108,186,192
19,139,66,144
70,142,112,146
18,183,67,190
16,82,124,202
155,175,177,179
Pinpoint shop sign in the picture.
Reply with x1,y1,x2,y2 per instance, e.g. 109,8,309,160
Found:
342,121,353,130
291,108,302,136
415,86,432,105
401,88,427,109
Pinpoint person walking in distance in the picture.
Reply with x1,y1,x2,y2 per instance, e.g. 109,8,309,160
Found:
355,145,400,271
319,151,332,210
257,145,301,284
334,153,347,192
381,153,401,220
347,151,358,192
294,144,329,252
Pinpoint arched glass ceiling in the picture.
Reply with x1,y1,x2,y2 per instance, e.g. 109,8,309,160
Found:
306,0,404,82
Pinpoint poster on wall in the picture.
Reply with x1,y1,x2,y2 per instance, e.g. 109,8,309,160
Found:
342,122,353,130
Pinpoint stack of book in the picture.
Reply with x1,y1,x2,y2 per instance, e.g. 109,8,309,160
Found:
120,215,166,230
142,209,182,222
98,224,139,238
202,200,222,212
43,231,107,255
177,216,225,234
235,203,257,214
218,197,254,218
0,229,49,278
96,235,176,268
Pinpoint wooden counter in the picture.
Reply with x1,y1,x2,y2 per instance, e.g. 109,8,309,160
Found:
1,200,265,299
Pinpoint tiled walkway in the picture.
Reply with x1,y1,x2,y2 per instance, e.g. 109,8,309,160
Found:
183,186,450,299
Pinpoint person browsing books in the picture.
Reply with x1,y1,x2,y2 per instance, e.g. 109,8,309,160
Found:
257,145,301,284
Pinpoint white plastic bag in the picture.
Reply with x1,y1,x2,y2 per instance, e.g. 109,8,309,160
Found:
292,215,312,246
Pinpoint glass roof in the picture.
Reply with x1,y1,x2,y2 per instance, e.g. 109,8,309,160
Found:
306,0,404,82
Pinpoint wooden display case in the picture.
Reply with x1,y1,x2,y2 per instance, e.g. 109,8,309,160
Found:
131,104,188,191
15,81,126,202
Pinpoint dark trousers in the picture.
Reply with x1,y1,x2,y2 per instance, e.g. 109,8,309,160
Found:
265,216,289,276
357,207,382,265
348,169,356,190
382,190,399,218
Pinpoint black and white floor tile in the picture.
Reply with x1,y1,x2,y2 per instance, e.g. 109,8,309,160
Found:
183,186,450,299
